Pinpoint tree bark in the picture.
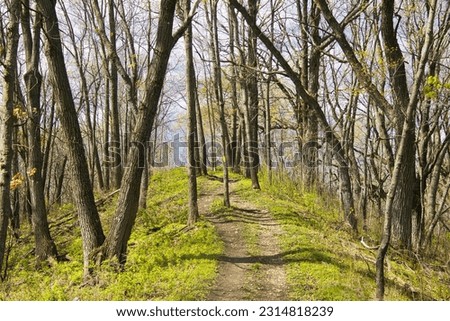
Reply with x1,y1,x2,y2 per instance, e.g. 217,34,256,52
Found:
102,0,191,263
0,0,20,275
184,0,200,225
37,0,105,272
376,0,437,300
21,1,58,261
245,0,261,190
381,0,417,251
207,0,231,206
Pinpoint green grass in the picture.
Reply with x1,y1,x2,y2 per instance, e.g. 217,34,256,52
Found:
232,170,450,301
2,167,448,301
0,167,222,300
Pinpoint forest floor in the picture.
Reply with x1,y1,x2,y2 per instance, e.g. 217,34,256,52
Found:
1,168,449,300
200,180,287,300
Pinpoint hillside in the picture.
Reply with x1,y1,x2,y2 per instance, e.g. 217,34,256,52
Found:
1,168,448,300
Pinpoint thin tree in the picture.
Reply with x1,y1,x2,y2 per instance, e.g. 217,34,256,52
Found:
21,0,58,261
244,0,261,190
0,0,20,275
184,0,199,225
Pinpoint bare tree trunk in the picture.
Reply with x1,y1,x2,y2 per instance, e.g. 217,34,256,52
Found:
42,98,55,191
55,157,68,205
102,0,193,263
230,0,357,231
244,0,261,190
195,86,208,176
21,1,58,261
0,0,20,274
103,76,111,191
381,0,416,251
184,0,199,225
108,0,123,190
376,0,437,300
296,0,320,188
11,151,20,239
139,144,149,210
37,0,105,273
207,0,231,206
228,6,242,174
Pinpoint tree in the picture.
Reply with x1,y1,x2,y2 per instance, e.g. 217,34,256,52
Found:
21,0,58,261
229,0,358,231
89,0,124,190
37,0,105,274
101,0,199,263
244,0,261,190
380,0,417,250
206,0,231,206
376,0,438,300
0,0,20,275
183,0,200,225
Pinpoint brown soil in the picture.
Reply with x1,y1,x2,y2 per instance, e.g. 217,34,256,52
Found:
199,181,288,301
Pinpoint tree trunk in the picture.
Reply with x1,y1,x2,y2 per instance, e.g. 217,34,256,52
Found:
37,0,105,273
184,0,200,225
55,157,67,205
0,0,20,274
102,0,186,263
21,1,58,261
228,6,242,174
195,86,208,176
108,0,123,190
245,0,261,190
207,0,231,206
103,76,111,191
376,0,437,299
138,144,149,210
381,0,416,251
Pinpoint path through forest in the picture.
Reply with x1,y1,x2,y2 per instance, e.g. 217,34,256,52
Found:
199,180,288,300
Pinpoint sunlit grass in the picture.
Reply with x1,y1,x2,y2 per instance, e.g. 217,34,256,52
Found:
0,167,222,300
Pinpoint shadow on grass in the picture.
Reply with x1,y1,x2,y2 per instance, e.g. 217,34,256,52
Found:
206,205,280,226
181,247,347,270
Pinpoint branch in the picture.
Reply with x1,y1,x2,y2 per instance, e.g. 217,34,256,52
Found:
172,0,201,44
360,236,379,250
89,0,133,88
313,0,393,118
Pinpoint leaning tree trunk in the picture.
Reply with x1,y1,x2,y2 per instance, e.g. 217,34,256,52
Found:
102,0,191,263
0,0,20,275
37,0,105,273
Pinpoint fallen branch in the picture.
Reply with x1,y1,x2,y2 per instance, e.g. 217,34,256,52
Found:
360,236,379,250
49,189,120,231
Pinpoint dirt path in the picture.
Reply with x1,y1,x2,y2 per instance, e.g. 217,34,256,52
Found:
200,181,288,301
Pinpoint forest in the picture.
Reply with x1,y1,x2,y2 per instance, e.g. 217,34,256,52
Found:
0,0,449,301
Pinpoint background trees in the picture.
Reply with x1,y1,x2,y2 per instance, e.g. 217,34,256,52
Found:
0,0,449,299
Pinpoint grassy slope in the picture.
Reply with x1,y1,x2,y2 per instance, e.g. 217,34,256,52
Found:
0,168,222,300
